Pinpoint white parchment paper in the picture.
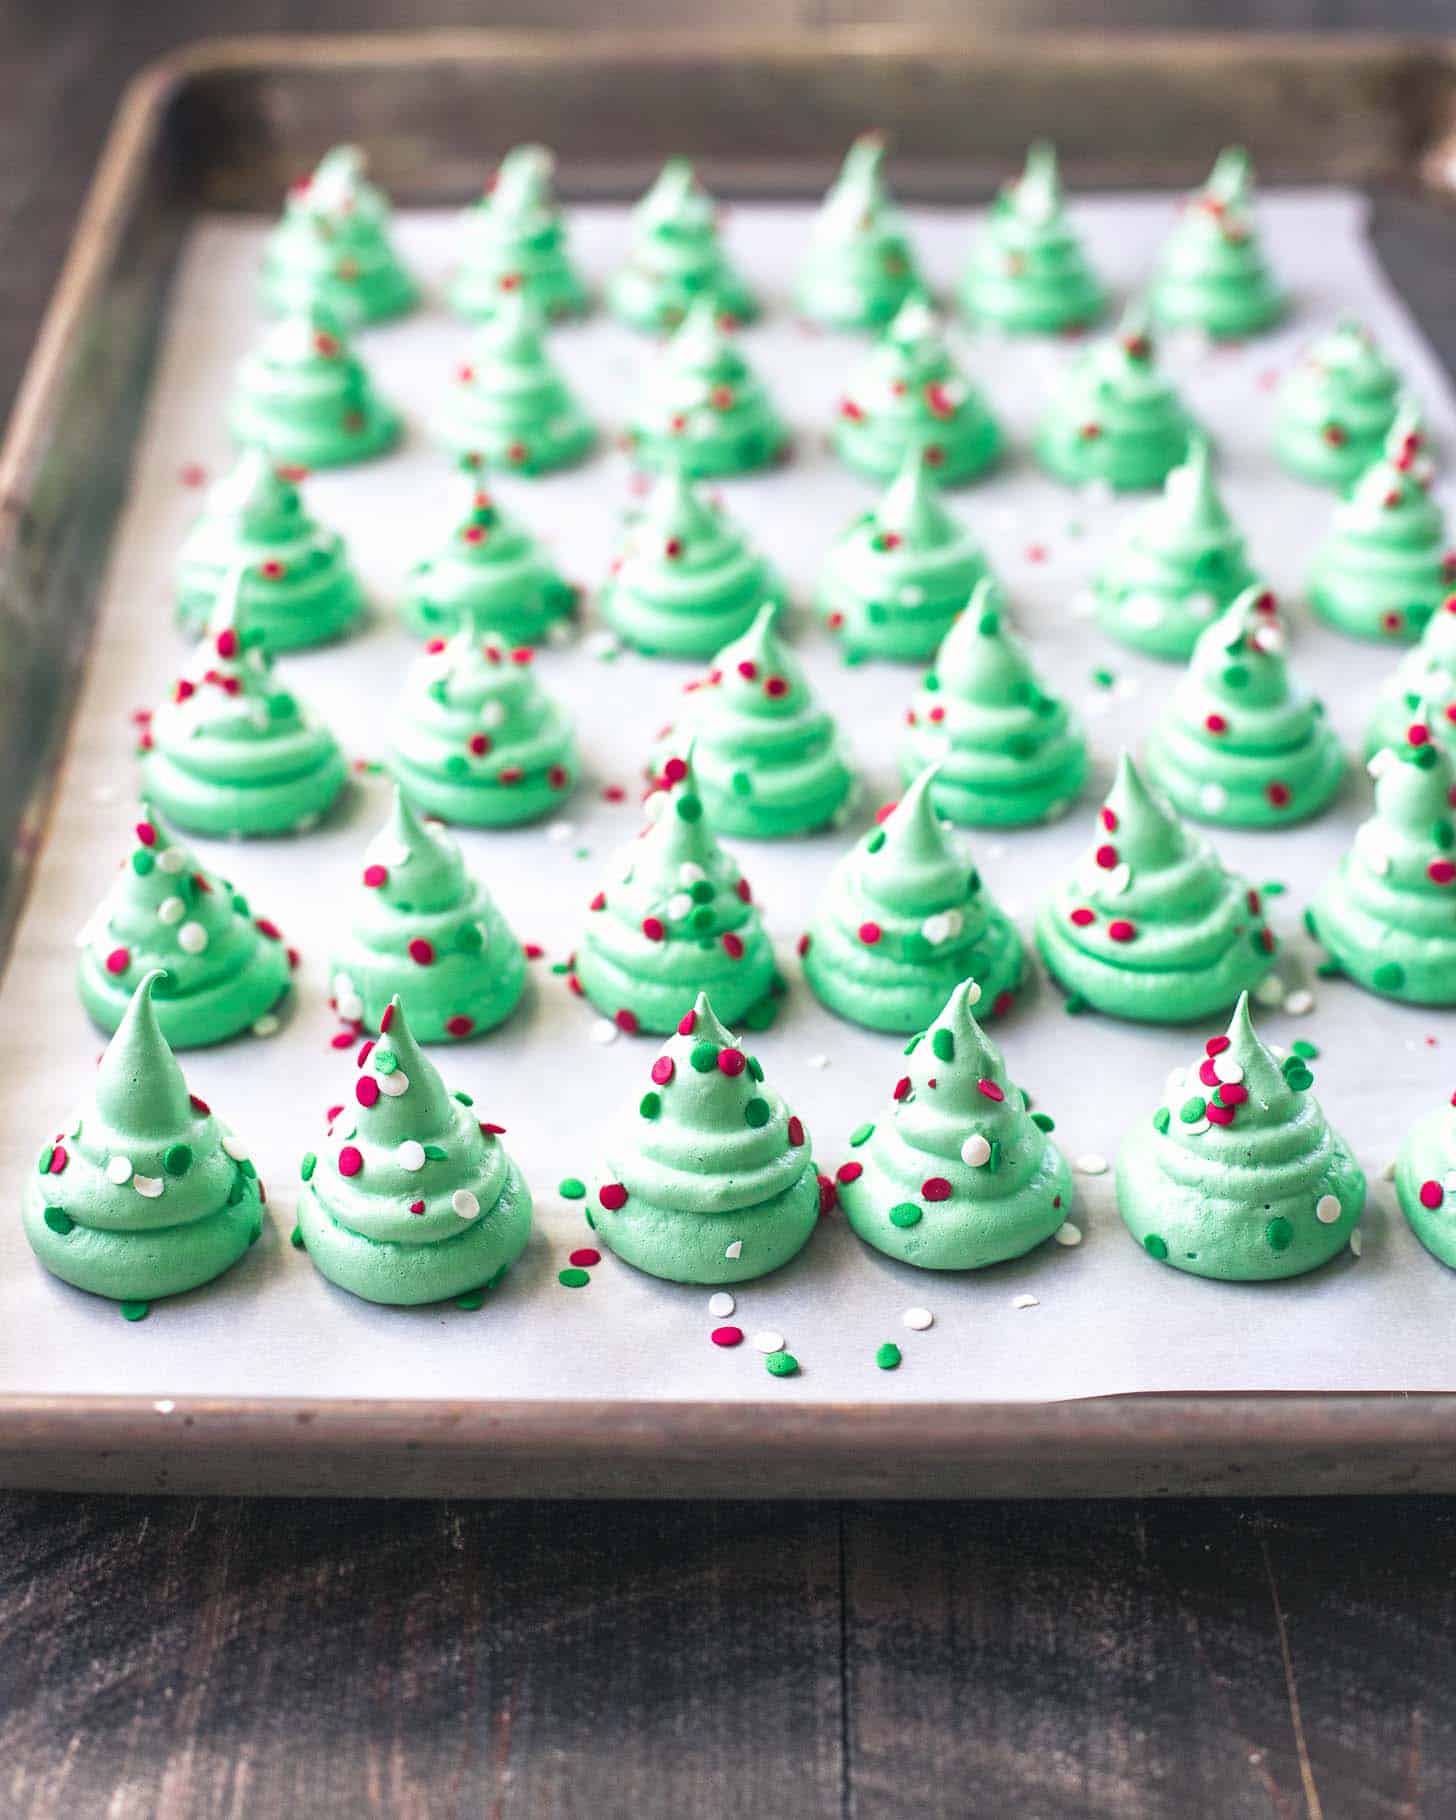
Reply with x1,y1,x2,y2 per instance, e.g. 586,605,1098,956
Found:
4,190,1456,1406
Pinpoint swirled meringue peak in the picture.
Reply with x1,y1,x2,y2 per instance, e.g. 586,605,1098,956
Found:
1035,752,1275,1023
1309,709,1456,1004
1366,593,1456,761
1396,1094,1456,1269
574,749,782,1036
262,145,418,329
1145,586,1344,828
1275,318,1405,491
176,449,365,652
607,159,757,334
388,620,577,828
817,446,991,663
448,144,588,323
626,298,788,478
794,133,921,332
1094,436,1256,660
834,296,1001,487
647,604,857,838
801,764,1023,1033
22,970,266,1314
835,979,1072,1271
1036,303,1196,491
295,994,532,1306
76,806,292,1048
400,475,577,644
900,578,1086,827
1150,148,1285,342
588,990,819,1284
1118,993,1363,1281
330,789,526,1044
230,304,400,469
599,461,784,658
1308,405,1453,644
435,291,595,476
959,141,1104,335
142,570,348,839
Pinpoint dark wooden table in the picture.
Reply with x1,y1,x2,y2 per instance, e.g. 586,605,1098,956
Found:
6,6,1456,1816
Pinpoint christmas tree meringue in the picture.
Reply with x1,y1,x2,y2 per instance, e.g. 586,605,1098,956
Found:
899,578,1086,827
1275,318,1405,491
574,750,781,1036
261,145,418,328
816,446,991,663
958,141,1104,334
1144,586,1344,828
1093,435,1256,660
388,618,577,828
794,133,921,331
176,448,365,652
296,995,532,1307
647,604,856,838
330,789,526,1044
801,764,1023,1033
835,979,1072,1271
1036,304,1195,491
1035,752,1275,1023
230,304,400,470
23,970,266,1315
834,296,1001,487
1395,1095,1456,1270
1366,593,1456,761
626,297,787,478
1308,711,1456,1005
599,461,784,659
435,291,595,475
400,476,577,644
608,158,757,334
586,991,818,1285
1150,148,1285,341
77,808,292,1048
448,144,589,323
1118,994,1363,1280
141,570,348,839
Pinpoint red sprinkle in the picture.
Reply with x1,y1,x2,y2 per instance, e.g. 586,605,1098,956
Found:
817,1173,838,1216
678,1009,696,1036
797,933,811,957
922,1177,952,1201
718,1048,747,1076
787,1116,805,1147
1206,1102,1237,1126
104,947,130,976
1199,1059,1221,1087
408,938,435,966
380,1004,395,1034
1420,1179,1445,1209
977,1079,1005,1103
858,921,882,946
1069,907,1095,928
409,1200,426,1215
836,1161,863,1184
598,1182,628,1211
1206,713,1229,735
1266,782,1292,809
615,1009,640,1034
1218,1082,1249,1107
1094,844,1118,869
710,1326,745,1348
338,1146,363,1177
721,932,744,959
1206,1035,1231,1056
641,916,666,942
48,1146,68,1175
663,757,688,785
189,1094,210,1114
764,676,789,698
1100,808,1118,832
893,1076,912,1102
357,1040,375,1069
589,891,606,913
135,820,157,847
445,1015,474,1037
651,1056,675,1086
735,878,752,903
1430,860,1456,886
356,1076,380,1108
1107,920,1136,942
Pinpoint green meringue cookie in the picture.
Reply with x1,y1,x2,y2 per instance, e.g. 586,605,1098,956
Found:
626,298,787,479
331,790,526,1043
1094,436,1256,660
142,571,347,838
834,296,1001,487
261,145,418,328
176,449,365,652
1275,318,1405,491
575,749,781,1035
296,994,532,1306
448,144,589,323
77,807,292,1049
608,159,757,334
1036,304,1196,491
1395,1100,1456,1269
900,578,1086,827
648,604,856,838
794,133,921,331
230,304,400,470
23,971,265,1311
1309,405,1451,644
400,476,577,644
1150,148,1285,341
599,461,784,658
1366,595,1456,762
1035,752,1275,1023
802,764,1023,1033
817,446,991,663
836,979,1073,1271
959,141,1104,334
435,291,595,476
1308,710,1456,1005
588,991,818,1285
1118,993,1363,1280
1145,586,1344,828
389,617,577,828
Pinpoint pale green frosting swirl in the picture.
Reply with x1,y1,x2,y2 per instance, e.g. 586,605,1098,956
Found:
1150,148,1285,341
1275,318,1405,491
230,305,400,469
401,478,577,643
607,159,757,334
448,145,589,323
435,292,595,476
794,134,921,332
1118,993,1364,1280
1395,1103,1456,1269
261,145,418,328
959,142,1104,334
1366,598,1456,760
627,299,787,478
837,979,1073,1271
1036,305,1196,491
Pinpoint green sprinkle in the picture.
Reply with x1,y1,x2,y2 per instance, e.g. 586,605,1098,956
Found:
1291,1039,1319,1059
453,1089,475,1105
558,1267,591,1289
1031,1112,1056,1132
1144,1234,1169,1262
744,1098,771,1128
455,1289,486,1310
1266,1216,1294,1252
43,1207,73,1236
423,1144,447,1160
1284,1067,1314,1092
978,610,1000,636
690,879,714,904
765,1351,799,1378
1373,961,1406,991
162,1143,192,1177
690,904,716,933
485,1263,510,1290
290,1225,305,1249
584,1209,596,1230
558,1176,586,1200
36,1146,52,1176
1222,663,1250,690
747,1056,764,1082
849,1122,875,1146
866,829,886,854
639,1091,661,1119
1434,820,1454,851
690,1041,719,1072
1262,881,1288,897
923,671,941,691
1064,994,1089,1016
730,771,753,797
445,754,469,777
1152,1107,1171,1134
300,1152,316,1182
889,1202,922,1228
1179,1096,1207,1123
456,922,484,953
675,792,702,823
227,1175,247,1207
875,1343,902,1371
1303,906,1319,938
1091,667,1115,690
550,961,571,976
989,1139,1002,1172
120,1301,150,1323
131,849,154,875
901,933,932,963
931,1029,954,1062
903,1034,923,1055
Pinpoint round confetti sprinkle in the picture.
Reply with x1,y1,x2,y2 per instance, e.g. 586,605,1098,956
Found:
961,1134,992,1167
177,921,209,954
106,1156,133,1185
397,1140,426,1172
337,1146,363,1177
133,1176,164,1199
1054,1223,1083,1247
751,1330,786,1354
1315,1193,1343,1224
558,1267,590,1289
1012,1295,1040,1310
875,1343,902,1371
1144,1233,1169,1261
1419,1179,1445,1210
120,1301,150,1323
708,1292,736,1318
902,1307,934,1332
765,1351,799,1378
569,1248,601,1268
1074,1153,1108,1176
710,1325,744,1348
599,1182,628,1211
922,1177,952,1201
559,1177,586,1200
889,1202,922,1228
588,1019,620,1046
452,1189,481,1220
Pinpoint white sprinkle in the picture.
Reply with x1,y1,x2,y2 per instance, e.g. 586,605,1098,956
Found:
153,1399,176,1414
961,1134,992,1167
1199,782,1230,815
106,1156,133,1185
1054,1222,1083,1247
452,1189,481,1220
1212,1056,1244,1085
965,980,983,1007
156,847,187,873
1254,975,1286,1007
1187,590,1218,622
252,1013,281,1038
724,1240,743,1260
398,1140,427,1172
588,1018,620,1047
1315,1193,1342,1224
222,1133,248,1160
157,895,186,925
337,993,365,1023
902,1306,934,1332
752,1330,786,1354
547,821,577,845
1074,1152,1108,1176
1382,1159,1396,1180
1103,863,1131,897
478,700,507,731
376,1070,409,1097
1070,589,1097,621
177,921,209,954
1284,989,1314,1016
1350,1230,1363,1258
1012,1294,1039,1310
332,971,356,999
805,1054,831,1070
677,862,707,886
1183,1117,1212,1136
921,909,963,946
666,891,695,920
708,1291,735,1318
133,1175,165,1199
372,838,412,868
